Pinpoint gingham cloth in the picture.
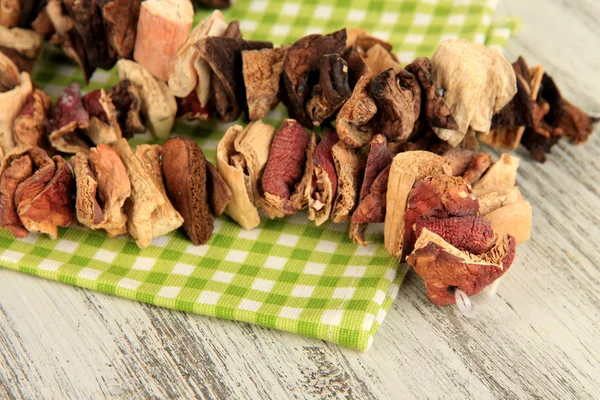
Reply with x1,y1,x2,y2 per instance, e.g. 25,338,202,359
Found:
0,0,519,351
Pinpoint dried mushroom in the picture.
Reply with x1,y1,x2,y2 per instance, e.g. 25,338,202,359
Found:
0,0,20,28
243,46,288,121
462,152,493,186
484,201,532,245
206,160,232,217
281,29,347,127
364,44,402,76
0,26,44,72
133,0,194,81
112,138,183,248
559,99,600,144
336,49,377,148
345,29,394,53
306,129,338,226
442,149,475,177
331,142,365,223
162,137,215,245
176,91,213,121
48,82,92,154
0,50,19,91
13,88,52,149
108,79,145,138
71,152,104,227
195,36,273,122
407,229,516,306
306,53,351,126
370,68,421,142
262,119,309,215
0,70,33,156
0,153,33,238
431,39,517,147
96,0,142,59
413,216,495,255
83,89,122,145
3,146,74,239
350,135,393,245
472,153,519,193
118,59,177,140
88,144,130,237
169,10,227,98
384,151,451,258
290,132,317,211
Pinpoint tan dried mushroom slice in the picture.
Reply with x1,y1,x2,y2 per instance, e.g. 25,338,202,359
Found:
0,0,20,29
306,129,338,226
88,144,131,237
169,10,226,98
364,44,402,76
13,88,52,149
331,142,365,223
0,71,33,156
83,89,122,145
113,138,183,248
0,26,44,72
472,153,519,193
134,144,168,197
117,59,177,140
216,124,261,230
108,79,145,138
0,50,20,91
206,161,232,217
243,46,288,121
431,39,517,147
484,200,532,245
384,151,452,258
477,186,523,216
290,132,317,211
70,152,104,228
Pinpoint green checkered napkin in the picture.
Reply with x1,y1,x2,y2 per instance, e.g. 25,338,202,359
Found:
0,0,519,351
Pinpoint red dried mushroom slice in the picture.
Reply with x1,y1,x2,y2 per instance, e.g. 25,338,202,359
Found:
13,88,52,150
176,90,213,121
48,82,92,153
0,153,33,238
70,152,104,227
306,129,339,226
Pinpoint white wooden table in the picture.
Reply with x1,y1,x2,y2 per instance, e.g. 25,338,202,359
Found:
2,0,600,398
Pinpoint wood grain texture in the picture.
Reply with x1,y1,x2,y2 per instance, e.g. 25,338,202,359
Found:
1,0,600,398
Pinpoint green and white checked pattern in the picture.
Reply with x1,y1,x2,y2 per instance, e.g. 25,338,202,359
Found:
0,0,518,351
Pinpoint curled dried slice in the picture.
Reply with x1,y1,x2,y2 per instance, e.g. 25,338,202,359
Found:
282,29,347,127
243,46,288,121
216,125,260,229
162,137,214,245
70,152,104,227
176,91,213,121
477,186,523,216
558,99,599,145
97,0,142,59
108,79,145,138
431,39,517,146
407,229,516,306
0,26,44,72
13,88,52,149
462,152,493,186
370,68,421,142
414,216,496,255
484,200,532,245
195,36,273,122
0,153,33,238
88,144,131,237
331,142,365,223
442,149,475,177
0,70,33,155
48,82,92,153
83,88,122,145
113,138,183,248
364,44,402,76
384,151,451,258
472,153,519,192
290,132,317,211
306,129,338,226
306,53,351,127
118,60,177,140
206,160,232,217
0,50,20,91
262,119,309,215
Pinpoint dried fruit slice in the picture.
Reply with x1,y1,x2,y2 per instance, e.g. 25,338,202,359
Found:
108,79,145,138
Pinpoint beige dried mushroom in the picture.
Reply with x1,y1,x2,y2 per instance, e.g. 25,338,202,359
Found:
0,70,33,157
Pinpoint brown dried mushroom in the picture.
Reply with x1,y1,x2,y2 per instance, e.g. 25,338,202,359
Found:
330,142,365,223
306,129,339,226
0,0,20,28
48,82,92,154
70,152,104,228
281,29,347,127
13,88,52,149
83,88,122,145
0,26,44,72
108,79,145,138
0,152,33,238
96,0,142,59
206,160,232,217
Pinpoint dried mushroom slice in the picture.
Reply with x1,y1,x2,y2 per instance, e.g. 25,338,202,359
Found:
331,142,365,223
134,144,168,198
407,229,516,306
195,36,273,122
162,137,214,245
48,82,92,154
108,79,145,138
431,39,517,147
216,125,260,230
306,129,338,226
558,99,599,144
96,0,142,59
477,186,523,216
262,119,309,215
442,149,475,177
0,0,20,28
0,70,33,155
169,10,227,98
462,152,493,186
176,91,213,121
0,153,33,238
484,200,532,245
306,53,352,127
384,151,451,258
117,60,177,140
243,45,288,121
206,160,232,217
0,26,44,72
370,68,421,142
113,138,183,248
11,148,74,239
13,88,52,149
290,132,317,211
88,144,131,237
364,44,402,76
345,29,394,53
472,153,519,192
0,50,20,91
83,88,122,145
336,49,377,148
70,152,104,228
404,57,458,131
281,29,347,127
